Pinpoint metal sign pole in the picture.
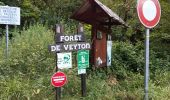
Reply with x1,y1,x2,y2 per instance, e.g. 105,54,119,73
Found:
137,0,161,99
144,28,150,100
6,24,9,58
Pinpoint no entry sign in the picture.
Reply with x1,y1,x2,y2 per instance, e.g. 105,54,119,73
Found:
137,0,161,28
51,71,67,87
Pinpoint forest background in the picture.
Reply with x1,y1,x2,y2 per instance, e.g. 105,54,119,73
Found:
0,0,170,100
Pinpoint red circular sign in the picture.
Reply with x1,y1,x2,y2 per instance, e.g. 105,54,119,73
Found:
51,71,67,87
137,0,161,28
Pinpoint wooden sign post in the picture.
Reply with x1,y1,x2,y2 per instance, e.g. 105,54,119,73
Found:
49,24,91,100
55,24,62,100
77,24,87,97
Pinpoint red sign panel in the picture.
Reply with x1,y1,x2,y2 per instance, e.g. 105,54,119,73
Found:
51,71,67,87
137,0,161,28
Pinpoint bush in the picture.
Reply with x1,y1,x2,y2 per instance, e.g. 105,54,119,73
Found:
0,24,170,100
0,24,54,75
0,24,55,99
110,41,144,79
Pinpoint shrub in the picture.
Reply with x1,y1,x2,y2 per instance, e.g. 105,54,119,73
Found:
0,24,55,99
110,41,144,79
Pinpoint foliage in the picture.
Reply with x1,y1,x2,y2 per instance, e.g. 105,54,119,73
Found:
110,41,144,79
0,24,54,76
0,0,170,99
0,24,170,99
0,0,82,26
0,1,4,5
0,24,54,99
0,0,170,52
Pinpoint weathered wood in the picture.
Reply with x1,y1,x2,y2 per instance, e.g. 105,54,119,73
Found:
77,23,87,97
91,26,107,67
55,24,61,100
70,0,127,27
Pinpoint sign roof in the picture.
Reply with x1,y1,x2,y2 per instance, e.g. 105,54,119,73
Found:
70,0,127,27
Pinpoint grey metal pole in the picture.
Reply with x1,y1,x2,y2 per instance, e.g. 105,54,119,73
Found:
144,28,150,100
6,24,9,58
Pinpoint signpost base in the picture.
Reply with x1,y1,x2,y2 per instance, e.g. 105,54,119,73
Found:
81,74,86,97
56,87,61,100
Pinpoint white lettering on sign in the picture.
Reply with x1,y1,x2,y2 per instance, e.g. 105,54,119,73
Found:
60,35,82,42
53,76,66,79
63,43,90,51
81,44,86,49
50,45,61,52
49,43,91,52
54,78,65,82
0,6,20,25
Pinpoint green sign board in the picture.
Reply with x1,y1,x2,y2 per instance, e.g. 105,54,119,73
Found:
77,50,89,69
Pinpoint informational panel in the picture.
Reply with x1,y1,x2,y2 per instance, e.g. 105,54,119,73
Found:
57,52,72,69
91,28,107,67
0,6,20,25
77,50,89,69
107,41,112,66
78,69,86,75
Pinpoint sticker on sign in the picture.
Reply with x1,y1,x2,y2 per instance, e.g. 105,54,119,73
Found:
0,6,20,25
57,52,72,69
78,69,86,75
